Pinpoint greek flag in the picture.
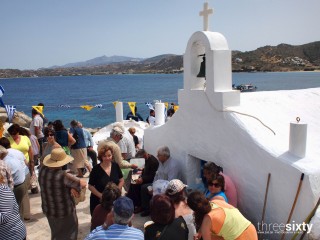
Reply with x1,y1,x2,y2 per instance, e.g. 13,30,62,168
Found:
5,105,16,123
145,102,154,110
0,98,5,108
94,104,103,108
59,104,71,108
0,86,4,97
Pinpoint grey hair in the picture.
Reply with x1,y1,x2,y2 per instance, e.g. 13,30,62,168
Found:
157,146,170,158
110,129,121,138
113,210,133,225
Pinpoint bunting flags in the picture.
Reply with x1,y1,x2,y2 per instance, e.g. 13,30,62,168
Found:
94,104,103,108
59,104,71,108
80,105,95,111
145,102,154,110
0,86,4,97
128,102,136,116
174,105,179,111
5,105,16,122
113,101,119,108
32,105,44,117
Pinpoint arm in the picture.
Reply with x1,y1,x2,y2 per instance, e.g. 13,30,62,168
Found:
88,184,102,199
34,126,41,139
200,215,223,240
68,132,76,146
118,178,124,190
28,146,34,175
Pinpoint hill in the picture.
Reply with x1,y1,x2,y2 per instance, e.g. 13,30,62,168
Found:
0,41,319,78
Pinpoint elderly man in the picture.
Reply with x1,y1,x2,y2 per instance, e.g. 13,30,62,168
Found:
78,122,97,167
126,149,159,214
85,196,144,240
112,122,136,160
97,125,137,169
140,145,181,217
0,138,29,219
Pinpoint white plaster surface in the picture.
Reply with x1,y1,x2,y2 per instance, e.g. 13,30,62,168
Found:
143,29,320,239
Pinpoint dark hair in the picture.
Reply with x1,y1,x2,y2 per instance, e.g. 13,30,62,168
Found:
32,108,38,115
44,127,55,138
165,188,187,204
208,174,225,192
19,127,30,137
203,162,223,175
101,182,121,211
98,145,113,160
7,124,20,136
70,120,78,128
53,120,66,131
150,194,175,225
150,109,155,114
37,103,44,107
187,191,211,230
0,137,11,149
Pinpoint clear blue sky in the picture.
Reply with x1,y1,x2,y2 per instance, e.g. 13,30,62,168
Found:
1,0,319,70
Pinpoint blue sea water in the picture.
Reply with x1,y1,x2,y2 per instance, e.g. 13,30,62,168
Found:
0,72,320,128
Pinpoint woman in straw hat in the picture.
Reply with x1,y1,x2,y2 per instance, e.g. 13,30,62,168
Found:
39,148,87,240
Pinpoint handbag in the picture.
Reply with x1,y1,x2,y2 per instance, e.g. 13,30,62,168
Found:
30,171,40,194
71,187,86,205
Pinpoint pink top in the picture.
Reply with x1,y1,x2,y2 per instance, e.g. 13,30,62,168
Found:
221,173,237,207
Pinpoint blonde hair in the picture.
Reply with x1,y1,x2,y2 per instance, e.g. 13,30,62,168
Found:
128,127,136,134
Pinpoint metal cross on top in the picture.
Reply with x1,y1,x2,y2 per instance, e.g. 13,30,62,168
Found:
199,2,213,31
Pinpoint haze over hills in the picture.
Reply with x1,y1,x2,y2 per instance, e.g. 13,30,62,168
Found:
50,55,143,68
0,41,319,78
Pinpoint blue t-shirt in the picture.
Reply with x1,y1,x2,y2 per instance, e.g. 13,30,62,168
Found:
206,190,228,203
69,127,86,149
85,224,144,240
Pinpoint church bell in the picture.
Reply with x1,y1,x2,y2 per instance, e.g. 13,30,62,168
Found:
197,54,206,78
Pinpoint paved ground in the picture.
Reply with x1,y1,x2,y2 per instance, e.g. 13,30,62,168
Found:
25,175,151,240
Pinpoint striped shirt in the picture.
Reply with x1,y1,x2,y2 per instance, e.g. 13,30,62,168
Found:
85,224,144,240
0,184,26,240
39,166,81,218
0,161,14,190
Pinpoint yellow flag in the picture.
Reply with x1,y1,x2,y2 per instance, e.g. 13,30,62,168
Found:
174,105,179,112
80,105,94,111
32,106,44,117
164,102,169,109
112,101,118,108
128,102,136,116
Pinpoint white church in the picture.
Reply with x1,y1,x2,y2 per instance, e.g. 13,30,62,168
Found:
94,2,320,239
143,3,320,240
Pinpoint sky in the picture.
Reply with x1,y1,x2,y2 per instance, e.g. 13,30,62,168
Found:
0,0,319,70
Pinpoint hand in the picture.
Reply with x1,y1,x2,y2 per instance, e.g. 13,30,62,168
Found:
71,188,80,198
131,164,138,169
135,177,143,184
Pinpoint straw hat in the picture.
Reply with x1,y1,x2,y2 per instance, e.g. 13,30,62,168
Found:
43,148,74,168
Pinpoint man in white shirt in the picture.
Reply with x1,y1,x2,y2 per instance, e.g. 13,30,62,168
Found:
30,108,45,156
140,146,181,217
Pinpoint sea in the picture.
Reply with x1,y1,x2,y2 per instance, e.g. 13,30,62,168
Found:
0,72,320,129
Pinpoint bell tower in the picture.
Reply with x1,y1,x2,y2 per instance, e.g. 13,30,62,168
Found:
179,2,240,110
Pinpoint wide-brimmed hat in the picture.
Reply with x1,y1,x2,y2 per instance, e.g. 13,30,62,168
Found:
166,179,187,195
43,148,74,168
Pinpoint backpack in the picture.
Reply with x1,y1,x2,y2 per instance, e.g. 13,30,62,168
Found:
71,128,79,149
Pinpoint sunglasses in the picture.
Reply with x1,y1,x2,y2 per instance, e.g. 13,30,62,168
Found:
208,182,220,187
47,133,55,137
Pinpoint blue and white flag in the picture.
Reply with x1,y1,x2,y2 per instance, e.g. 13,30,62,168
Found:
59,104,71,108
0,98,5,108
95,104,103,108
0,86,4,97
5,105,16,123
145,102,154,110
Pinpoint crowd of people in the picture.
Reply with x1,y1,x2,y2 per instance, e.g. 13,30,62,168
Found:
0,105,258,240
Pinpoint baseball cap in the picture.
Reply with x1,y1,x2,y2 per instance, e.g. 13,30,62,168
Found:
113,197,134,218
166,179,187,195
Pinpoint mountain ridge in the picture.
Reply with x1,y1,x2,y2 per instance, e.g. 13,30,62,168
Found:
0,41,319,78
